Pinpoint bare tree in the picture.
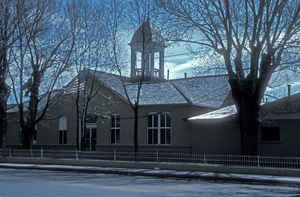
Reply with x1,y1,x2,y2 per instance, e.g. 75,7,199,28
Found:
157,0,300,154
9,0,76,149
109,0,158,157
66,0,111,151
0,0,31,148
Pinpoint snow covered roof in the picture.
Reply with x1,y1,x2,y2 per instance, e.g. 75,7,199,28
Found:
260,93,300,120
7,70,231,114
171,75,230,108
126,82,187,105
87,70,230,107
188,105,237,120
189,93,300,121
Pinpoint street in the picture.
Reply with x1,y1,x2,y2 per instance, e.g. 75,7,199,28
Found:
1,168,300,197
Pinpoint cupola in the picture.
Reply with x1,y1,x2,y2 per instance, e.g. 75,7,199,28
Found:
129,19,166,80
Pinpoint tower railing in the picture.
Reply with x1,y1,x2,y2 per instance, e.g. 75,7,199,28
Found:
135,68,161,79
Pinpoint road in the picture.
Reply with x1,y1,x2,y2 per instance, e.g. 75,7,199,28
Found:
1,168,300,197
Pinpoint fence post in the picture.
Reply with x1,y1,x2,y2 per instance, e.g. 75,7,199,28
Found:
113,150,116,161
156,151,159,162
40,148,43,160
203,153,206,164
257,155,260,167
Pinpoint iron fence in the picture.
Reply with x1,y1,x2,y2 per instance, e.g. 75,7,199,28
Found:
1,148,300,169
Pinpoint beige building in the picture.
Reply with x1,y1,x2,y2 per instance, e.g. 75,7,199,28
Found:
6,20,235,153
7,20,298,156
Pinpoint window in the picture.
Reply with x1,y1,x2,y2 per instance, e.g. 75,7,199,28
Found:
147,112,171,144
59,131,68,144
111,114,120,144
261,126,280,142
58,116,67,144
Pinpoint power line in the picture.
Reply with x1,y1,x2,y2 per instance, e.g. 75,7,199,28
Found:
94,52,192,69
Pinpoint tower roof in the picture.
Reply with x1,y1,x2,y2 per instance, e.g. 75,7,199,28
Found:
130,19,164,47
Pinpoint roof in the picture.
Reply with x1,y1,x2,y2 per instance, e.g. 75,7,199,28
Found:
130,19,164,50
171,75,230,108
85,70,230,108
188,93,300,121
126,82,187,105
7,70,231,113
188,105,237,120
260,93,300,120
7,90,62,113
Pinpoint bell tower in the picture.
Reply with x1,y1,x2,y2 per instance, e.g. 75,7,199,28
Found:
129,19,166,80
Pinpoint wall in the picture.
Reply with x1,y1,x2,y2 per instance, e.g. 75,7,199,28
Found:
6,78,214,153
188,118,241,154
259,119,300,156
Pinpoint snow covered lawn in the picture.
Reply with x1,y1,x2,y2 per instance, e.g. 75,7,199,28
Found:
1,168,300,197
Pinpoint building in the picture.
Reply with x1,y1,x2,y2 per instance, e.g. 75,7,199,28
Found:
7,20,299,156
6,20,233,153
189,92,300,156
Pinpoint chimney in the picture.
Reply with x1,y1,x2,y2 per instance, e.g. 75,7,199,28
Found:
184,73,187,79
288,84,291,97
167,69,169,80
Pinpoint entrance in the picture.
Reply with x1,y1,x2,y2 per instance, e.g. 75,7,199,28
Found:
83,123,97,151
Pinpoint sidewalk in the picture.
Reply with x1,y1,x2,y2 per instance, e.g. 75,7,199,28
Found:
1,158,300,187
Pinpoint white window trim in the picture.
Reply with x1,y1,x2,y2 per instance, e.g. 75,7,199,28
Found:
147,112,171,145
58,116,67,131
111,114,120,144
86,123,97,129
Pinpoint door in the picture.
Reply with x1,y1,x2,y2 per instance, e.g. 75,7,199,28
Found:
84,124,97,151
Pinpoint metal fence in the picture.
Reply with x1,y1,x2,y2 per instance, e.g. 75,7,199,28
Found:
1,148,300,169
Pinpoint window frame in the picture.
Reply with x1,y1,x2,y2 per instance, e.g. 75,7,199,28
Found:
147,112,171,145
58,130,68,145
111,114,120,144
58,116,68,145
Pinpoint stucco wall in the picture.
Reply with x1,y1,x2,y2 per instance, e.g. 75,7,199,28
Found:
259,119,300,156
5,79,214,153
188,118,241,154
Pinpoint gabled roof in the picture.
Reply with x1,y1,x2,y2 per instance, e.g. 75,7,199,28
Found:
7,70,231,113
84,70,230,108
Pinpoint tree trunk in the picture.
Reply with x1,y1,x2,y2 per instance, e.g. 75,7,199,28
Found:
0,47,9,149
229,78,260,155
20,74,40,149
133,104,138,159
21,125,34,149
0,86,8,148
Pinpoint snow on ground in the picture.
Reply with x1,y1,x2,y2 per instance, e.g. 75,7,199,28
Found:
1,166,300,196
0,163,300,197
2,162,300,184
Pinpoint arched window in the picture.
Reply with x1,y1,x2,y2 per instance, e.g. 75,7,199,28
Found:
58,116,67,144
147,112,171,144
